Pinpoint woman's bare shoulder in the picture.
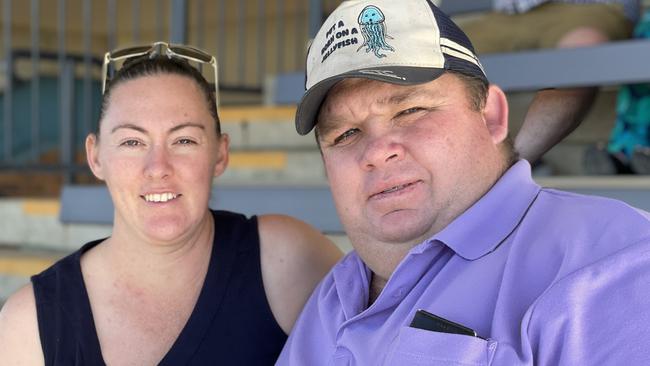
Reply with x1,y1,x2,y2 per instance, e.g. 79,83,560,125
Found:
0,284,44,365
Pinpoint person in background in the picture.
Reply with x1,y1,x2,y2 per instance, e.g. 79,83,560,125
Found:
277,1,650,364
0,42,342,365
584,7,650,175
459,0,640,165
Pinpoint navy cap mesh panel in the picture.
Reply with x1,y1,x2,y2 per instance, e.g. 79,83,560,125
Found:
426,0,488,83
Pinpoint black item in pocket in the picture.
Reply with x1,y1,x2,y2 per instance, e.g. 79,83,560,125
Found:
409,309,484,339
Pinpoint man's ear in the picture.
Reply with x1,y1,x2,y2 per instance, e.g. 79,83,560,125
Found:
85,133,105,181
483,84,509,144
213,133,230,178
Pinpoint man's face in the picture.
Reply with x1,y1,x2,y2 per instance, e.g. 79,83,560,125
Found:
317,74,507,252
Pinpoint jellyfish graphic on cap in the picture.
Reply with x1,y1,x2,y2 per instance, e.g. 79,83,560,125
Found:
357,5,395,58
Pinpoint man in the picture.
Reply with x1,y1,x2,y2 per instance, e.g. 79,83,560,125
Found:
277,0,650,364
459,0,640,164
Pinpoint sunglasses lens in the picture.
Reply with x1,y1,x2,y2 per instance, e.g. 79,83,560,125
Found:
170,46,212,62
110,45,152,59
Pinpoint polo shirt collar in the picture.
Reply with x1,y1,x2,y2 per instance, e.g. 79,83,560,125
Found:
432,160,541,260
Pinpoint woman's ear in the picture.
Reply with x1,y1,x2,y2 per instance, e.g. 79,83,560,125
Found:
85,133,105,181
213,133,230,178
483,84,509,144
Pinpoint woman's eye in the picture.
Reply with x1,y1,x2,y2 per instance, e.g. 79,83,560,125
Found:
120,139,142,147
333,128,360,145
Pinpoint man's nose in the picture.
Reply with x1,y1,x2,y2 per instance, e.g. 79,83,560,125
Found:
360,133,405,171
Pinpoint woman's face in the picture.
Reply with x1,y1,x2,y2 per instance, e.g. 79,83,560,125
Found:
86,73,228,244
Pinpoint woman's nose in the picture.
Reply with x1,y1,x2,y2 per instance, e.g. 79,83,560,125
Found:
143,145,173,180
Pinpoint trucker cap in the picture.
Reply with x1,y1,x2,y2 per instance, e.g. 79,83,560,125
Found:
296,0,487,135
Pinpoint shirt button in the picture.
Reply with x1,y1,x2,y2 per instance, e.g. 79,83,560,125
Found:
392,287,405,299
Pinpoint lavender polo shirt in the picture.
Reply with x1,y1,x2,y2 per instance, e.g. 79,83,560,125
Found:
277,160,650,365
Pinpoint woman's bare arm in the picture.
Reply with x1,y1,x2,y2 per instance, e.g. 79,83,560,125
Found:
258,214,343,334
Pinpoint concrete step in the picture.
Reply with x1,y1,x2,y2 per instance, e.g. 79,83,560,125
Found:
222,106,318,150
0,247,62,305
0,198,112,252
218,150,326,185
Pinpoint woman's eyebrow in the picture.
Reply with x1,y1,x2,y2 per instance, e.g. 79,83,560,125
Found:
111,123,147,134
169,122,205,133
110,122,205,135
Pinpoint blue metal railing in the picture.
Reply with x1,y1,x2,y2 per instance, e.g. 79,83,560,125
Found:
0,0,331,184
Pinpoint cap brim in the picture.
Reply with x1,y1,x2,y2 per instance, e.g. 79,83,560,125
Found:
295,66,446,135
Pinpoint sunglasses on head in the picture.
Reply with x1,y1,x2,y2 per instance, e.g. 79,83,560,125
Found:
101,41,219,107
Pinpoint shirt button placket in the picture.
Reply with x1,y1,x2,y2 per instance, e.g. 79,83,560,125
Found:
330,346,352,366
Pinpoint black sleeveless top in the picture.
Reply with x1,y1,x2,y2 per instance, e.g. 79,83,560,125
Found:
31,210,287,365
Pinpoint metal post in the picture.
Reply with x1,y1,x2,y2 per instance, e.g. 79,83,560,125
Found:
170,0,188,43
217,0,225,82
58,0,73,183
60,61,74,184
295,0,304,70
196,0,205,48
257,0,266,85
156,0,164,41
31,0,41,162
237,0,245,84
276,0,285,74
3,0,13,161
132,0,141,44
107,0,117,51
309,0,323,38
195,0,205,73
83,0,92,142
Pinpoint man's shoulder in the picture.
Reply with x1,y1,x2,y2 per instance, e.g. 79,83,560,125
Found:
540,186,647,210
503,190,650,362
522,188,650,304
536,187,650,232
510,188,650,287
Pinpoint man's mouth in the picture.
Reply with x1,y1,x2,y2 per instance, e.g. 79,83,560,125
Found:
141,193,181,203
371,181,421,199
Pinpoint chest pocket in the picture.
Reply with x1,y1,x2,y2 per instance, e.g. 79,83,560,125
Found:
384,326,497,366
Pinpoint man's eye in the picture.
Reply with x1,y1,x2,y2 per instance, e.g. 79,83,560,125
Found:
397,107,425,117
333,128,360,145
175,138,197,145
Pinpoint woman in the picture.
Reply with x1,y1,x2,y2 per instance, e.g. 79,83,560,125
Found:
0,43,342,365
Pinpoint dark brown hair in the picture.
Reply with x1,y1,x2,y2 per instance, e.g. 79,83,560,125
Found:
99,56,220,134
